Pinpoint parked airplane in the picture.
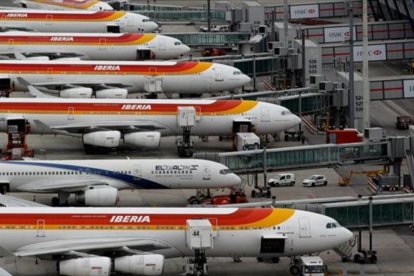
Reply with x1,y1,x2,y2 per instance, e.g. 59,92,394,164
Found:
18,0,114,10
0,32,190,60
0,98,301,152
0,159,241,206
0,198,353,276
0,60,249,97
0,10,158,33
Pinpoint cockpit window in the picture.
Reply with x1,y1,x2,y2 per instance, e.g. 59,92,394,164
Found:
174,42,182,45
143,19,149,22
220,169,232,175
326,222,339,229
281,110,292,115
233,71,241,75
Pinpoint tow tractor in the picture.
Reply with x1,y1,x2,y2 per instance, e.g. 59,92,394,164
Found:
187,189,248,205
2,118,34,160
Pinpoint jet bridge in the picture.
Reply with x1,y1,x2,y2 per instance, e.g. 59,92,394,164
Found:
195,136,407,174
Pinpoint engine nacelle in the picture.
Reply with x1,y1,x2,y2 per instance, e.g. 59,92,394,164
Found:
60,87,93,98
96,88,128,99
76,186,118,206
83,131,121,148
59,257,111,276
114,255,164,276
124,132,161,148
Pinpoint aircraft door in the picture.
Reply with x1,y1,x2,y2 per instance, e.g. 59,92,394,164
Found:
202,165,211,180
133,164,142,181
99,38,107,50
298,217,311,238
214,66,224,82
260,107,270,122
7,39,13,51
68,107,74,120
47,67,53,80
36,219,45,238
46,15,53,25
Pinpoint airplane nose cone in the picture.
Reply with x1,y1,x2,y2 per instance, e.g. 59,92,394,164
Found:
148,22,159,32
230,173,242,186
181,45,191,55
344,228,354,242
293,114,301,126
241,74,251,86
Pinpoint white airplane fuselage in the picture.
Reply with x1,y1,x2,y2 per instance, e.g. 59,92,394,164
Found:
0,207,353,259
0,99,301,137
20,0,114,10
1,60,250,95
0,32,190,60
0,159,241,192
0,10,158,33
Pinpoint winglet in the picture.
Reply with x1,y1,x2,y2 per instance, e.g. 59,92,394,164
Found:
27,85,56,98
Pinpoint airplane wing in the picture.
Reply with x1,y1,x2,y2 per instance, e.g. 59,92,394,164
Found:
0,51,87,61
0,194,48,207
32,82,131,91
51,121,166,132
15,238,171,257
17,179,111,193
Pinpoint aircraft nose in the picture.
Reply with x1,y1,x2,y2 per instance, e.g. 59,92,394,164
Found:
343,228,354,242
240,74,251,86
148,22,159,32
181,45,191,55
230,173,242,186
293,114,301,126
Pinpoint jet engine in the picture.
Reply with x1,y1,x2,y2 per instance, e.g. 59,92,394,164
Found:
96,88,128,99
83,131,121,148
114,254,164,276
60,87,93,98
75,186,118,206
59,257,111,276
124,132,161,148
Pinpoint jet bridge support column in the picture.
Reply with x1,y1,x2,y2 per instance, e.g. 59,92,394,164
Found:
177,107,197,157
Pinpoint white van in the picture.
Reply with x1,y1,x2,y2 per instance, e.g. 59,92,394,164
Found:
212,25,230,32
267,173,295,187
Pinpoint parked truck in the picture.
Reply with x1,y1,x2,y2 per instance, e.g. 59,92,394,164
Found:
290,256,326,276
236,132,260,151
326,128,363,144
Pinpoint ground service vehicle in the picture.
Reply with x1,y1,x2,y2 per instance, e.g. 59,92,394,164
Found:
236,132,261,151
290,256,326,276
302,175,328,187
326,128,363,144
268,173,296,187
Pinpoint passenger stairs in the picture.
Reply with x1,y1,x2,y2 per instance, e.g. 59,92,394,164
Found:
333,236,356,262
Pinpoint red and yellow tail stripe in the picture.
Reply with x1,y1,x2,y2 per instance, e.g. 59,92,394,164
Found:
0,208,295,230
0,100,258,116
0,33,156,46
0,61,212,76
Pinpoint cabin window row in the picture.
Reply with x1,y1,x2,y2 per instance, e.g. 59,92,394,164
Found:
0,170,132,176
